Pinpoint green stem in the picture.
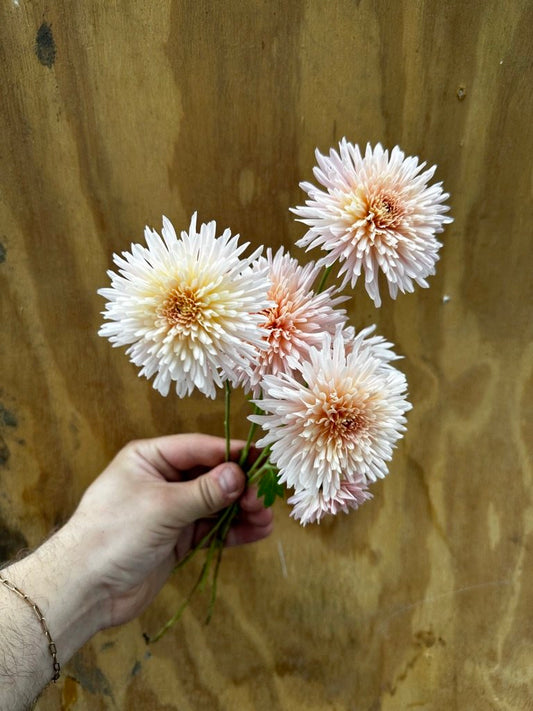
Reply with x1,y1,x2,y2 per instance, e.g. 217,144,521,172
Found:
224,381,231,462
246,445,271,480
238,402,262,468
149,559,208,643
171,503,235,575
150,383,239,641
315,265,333,294
205,505,236,623
198,536,219,592
248,462,273,485
151,501,240,641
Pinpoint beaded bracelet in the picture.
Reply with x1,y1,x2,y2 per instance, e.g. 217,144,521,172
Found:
0,574,60,682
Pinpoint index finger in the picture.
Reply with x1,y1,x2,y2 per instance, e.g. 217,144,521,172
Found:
148,433,246,478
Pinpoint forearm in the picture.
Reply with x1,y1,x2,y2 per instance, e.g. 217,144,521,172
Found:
0,570,57,710
0,522,108,710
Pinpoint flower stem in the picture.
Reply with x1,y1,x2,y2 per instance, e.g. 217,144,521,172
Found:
238,402,262,468
246,445,271,479
170,505,233,575
149,382,244,641
149,558,209,643
206,503,237,623
224,381,231,462
315,265,333,294
248,462,272,485
148,501,240,641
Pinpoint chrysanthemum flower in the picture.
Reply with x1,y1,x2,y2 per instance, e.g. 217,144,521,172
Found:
237,247,349,396
98,213,271,398
251,327,411,508
287,479,372,526
292,140,453,306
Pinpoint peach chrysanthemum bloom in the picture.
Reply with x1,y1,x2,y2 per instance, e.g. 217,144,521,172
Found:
98,213,271,399
237,247,349,396
287,479,372,526
251,327,411,521
292,139,453,306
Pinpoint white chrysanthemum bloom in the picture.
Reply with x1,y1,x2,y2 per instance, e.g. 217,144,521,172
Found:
99,213,271,398
288,479,372,526
251,327,411,501
236,247,349,396
292,139,453,306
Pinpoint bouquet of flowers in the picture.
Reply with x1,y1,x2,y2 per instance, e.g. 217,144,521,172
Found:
98,140,452,639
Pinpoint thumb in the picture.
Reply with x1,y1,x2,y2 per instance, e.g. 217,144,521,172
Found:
171,462,246,525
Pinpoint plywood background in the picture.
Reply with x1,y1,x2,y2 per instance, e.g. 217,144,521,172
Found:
1,1,532,709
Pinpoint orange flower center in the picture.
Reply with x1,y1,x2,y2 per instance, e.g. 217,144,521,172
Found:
320,399,368,441
365,192,404,230
261,302,294,347
158,287,201,327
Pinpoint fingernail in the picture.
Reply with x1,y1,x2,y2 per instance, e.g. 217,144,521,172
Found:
218,465,240,496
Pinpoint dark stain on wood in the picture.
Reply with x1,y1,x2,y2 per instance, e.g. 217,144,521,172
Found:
68,649,113,698
130,660,142,677
35,22,56,68
0,405,17,428
0,519,28,562
0,436,9,466
0,243,5,263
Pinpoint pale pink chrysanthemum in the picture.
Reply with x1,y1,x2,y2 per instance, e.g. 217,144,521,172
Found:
287,479,372,526
98,213,271,399
292,139,453,306
251,328,411,504
237,247,349,396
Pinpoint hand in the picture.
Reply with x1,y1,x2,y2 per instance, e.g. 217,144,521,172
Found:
70,433,273,628
1,433,273,709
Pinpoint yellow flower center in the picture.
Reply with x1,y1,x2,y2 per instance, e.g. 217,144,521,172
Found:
158,287,201,327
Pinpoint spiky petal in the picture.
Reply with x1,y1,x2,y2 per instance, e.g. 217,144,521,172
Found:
292,140,453,306
287,479,372,526
237,247,349,396
251,328,411,523
99,213,271,398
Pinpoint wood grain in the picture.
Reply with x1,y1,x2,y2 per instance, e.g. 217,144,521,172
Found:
0,1,531,709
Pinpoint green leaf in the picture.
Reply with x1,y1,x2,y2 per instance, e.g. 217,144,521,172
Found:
257,467,284,508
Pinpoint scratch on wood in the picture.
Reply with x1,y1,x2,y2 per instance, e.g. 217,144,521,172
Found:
277,540,288,578
378,578,513,630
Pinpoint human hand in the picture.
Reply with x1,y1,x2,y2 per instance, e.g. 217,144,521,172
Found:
1,433,273,705
69,433,273,629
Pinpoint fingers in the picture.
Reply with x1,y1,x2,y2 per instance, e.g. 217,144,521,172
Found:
191,512,273,549
139,434,247,482
190,486,274,548
223,487,274,545
227,487,274,544
238,485,267,513
225,517,273,546
234,505,273,528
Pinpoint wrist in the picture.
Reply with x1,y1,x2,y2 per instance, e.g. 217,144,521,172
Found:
6,518,109,666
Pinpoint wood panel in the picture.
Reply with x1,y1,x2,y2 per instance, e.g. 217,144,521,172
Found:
0,1,532,709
